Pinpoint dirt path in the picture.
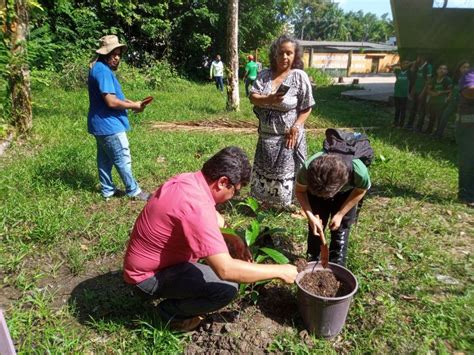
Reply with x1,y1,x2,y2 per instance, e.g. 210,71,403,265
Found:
148,120,379,134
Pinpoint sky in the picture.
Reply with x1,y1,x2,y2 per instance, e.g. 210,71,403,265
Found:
336,0,393,19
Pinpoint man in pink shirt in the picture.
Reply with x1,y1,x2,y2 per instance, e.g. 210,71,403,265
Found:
124,147,298,331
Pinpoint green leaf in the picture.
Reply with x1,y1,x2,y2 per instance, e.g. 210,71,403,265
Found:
220,227,239,237
245,220,260,246
259,227,286,238
260,247,289,264
236,197,259,213
255,254,268,263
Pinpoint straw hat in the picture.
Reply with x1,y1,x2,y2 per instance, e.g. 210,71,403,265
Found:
96,35,127,55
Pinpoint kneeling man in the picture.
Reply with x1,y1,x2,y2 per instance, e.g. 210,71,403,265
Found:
124,146,297,331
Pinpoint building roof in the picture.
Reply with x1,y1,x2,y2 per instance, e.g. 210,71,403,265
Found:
299,40,397,52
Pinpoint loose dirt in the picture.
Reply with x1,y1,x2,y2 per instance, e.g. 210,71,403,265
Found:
300,271,348,298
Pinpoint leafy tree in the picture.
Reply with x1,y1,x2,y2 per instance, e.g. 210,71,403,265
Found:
290,1,394,42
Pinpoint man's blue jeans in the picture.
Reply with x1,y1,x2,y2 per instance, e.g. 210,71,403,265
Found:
136,262,238,321
214,76,224,92
95,132,141,198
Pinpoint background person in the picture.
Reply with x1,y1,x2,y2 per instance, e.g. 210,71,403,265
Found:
243,55,258,97
249,34,315,209
123,147,298,332
426,63,452,134
456,68,474,207
406,54,433,131
391,59,411,127
88,35,150,201
210,54,224,92
435,60,470,138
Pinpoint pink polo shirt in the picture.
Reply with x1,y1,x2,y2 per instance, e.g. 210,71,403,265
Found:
123,171,228,284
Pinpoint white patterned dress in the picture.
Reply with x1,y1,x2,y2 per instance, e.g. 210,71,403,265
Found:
250,68,315,208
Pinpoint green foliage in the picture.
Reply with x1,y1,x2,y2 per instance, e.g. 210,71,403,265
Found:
305,67,333,86
222,197,288,303
25,0,293,77
141,59,182,90
291,0,394,42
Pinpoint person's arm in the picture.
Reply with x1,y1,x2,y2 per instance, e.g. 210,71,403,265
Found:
427,82,438,97
329,188,367,230
209,63,214,79
249,92,284,106
295,182,325,242
103,94,143,111
286,107,312,149
205,253,297,284
243,66,249,81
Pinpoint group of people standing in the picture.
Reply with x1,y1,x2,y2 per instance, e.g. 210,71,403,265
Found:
392,54,470,138
87,33,372,332
392,54,474,206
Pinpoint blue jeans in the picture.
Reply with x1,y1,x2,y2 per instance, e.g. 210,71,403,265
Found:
94,132,141,198
136,262,238,321
214,76,224,92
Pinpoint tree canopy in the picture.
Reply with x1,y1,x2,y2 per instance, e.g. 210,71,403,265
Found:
4,0,393,76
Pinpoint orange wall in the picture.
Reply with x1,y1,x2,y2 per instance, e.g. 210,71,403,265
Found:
303,51,399,74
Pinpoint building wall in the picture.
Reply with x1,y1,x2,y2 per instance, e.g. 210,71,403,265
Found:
391,0,474,69
303,51,399,75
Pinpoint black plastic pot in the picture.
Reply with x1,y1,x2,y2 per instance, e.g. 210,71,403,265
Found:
296,261,358,339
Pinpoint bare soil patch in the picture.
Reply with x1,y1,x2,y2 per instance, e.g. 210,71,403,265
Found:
149,118,378,134
185,283,306,354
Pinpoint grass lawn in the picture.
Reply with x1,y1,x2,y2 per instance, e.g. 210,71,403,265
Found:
0,79,472,353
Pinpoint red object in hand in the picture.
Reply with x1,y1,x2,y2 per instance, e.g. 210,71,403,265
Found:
141,96,154,106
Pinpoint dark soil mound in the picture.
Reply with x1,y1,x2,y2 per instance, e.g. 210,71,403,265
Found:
295,258,308,273
300,271,349,297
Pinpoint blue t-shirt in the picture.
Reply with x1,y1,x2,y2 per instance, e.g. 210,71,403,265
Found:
87,61,130,136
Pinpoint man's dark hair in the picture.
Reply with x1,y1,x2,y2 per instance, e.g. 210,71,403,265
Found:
202,146,251,186
269,34,304,73
307,155,349,198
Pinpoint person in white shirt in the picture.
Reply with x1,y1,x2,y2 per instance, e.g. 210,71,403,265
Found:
210,54,224,92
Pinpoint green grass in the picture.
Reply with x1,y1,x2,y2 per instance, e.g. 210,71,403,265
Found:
0,79,472,353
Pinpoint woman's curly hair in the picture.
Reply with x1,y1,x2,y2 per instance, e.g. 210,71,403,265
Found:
269,34,304,73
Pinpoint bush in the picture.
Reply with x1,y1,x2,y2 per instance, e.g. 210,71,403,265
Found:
141,60,182,90
305,67,333,87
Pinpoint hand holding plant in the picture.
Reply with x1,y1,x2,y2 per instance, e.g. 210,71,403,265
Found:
222,233,253,262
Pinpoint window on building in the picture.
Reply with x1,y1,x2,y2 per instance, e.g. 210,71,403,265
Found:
433,0,474,8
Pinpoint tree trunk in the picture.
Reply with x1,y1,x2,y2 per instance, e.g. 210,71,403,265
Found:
5,0,33,134
225,0,239,111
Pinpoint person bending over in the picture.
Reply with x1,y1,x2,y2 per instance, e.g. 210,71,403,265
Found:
295,153,371,266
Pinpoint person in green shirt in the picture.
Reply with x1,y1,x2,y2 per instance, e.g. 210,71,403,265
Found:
426,64,452,134
406,54,433,131
295,152,371,266
435,60,470,138
243,55,259,97
392,59,412,127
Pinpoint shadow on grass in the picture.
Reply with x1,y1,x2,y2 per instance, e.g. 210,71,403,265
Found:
69,271,158,328
255,284,304,329
317,85,458,165
34,165,97,192
32,148,97,193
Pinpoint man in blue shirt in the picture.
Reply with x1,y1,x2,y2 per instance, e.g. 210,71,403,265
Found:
88,35,150,201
